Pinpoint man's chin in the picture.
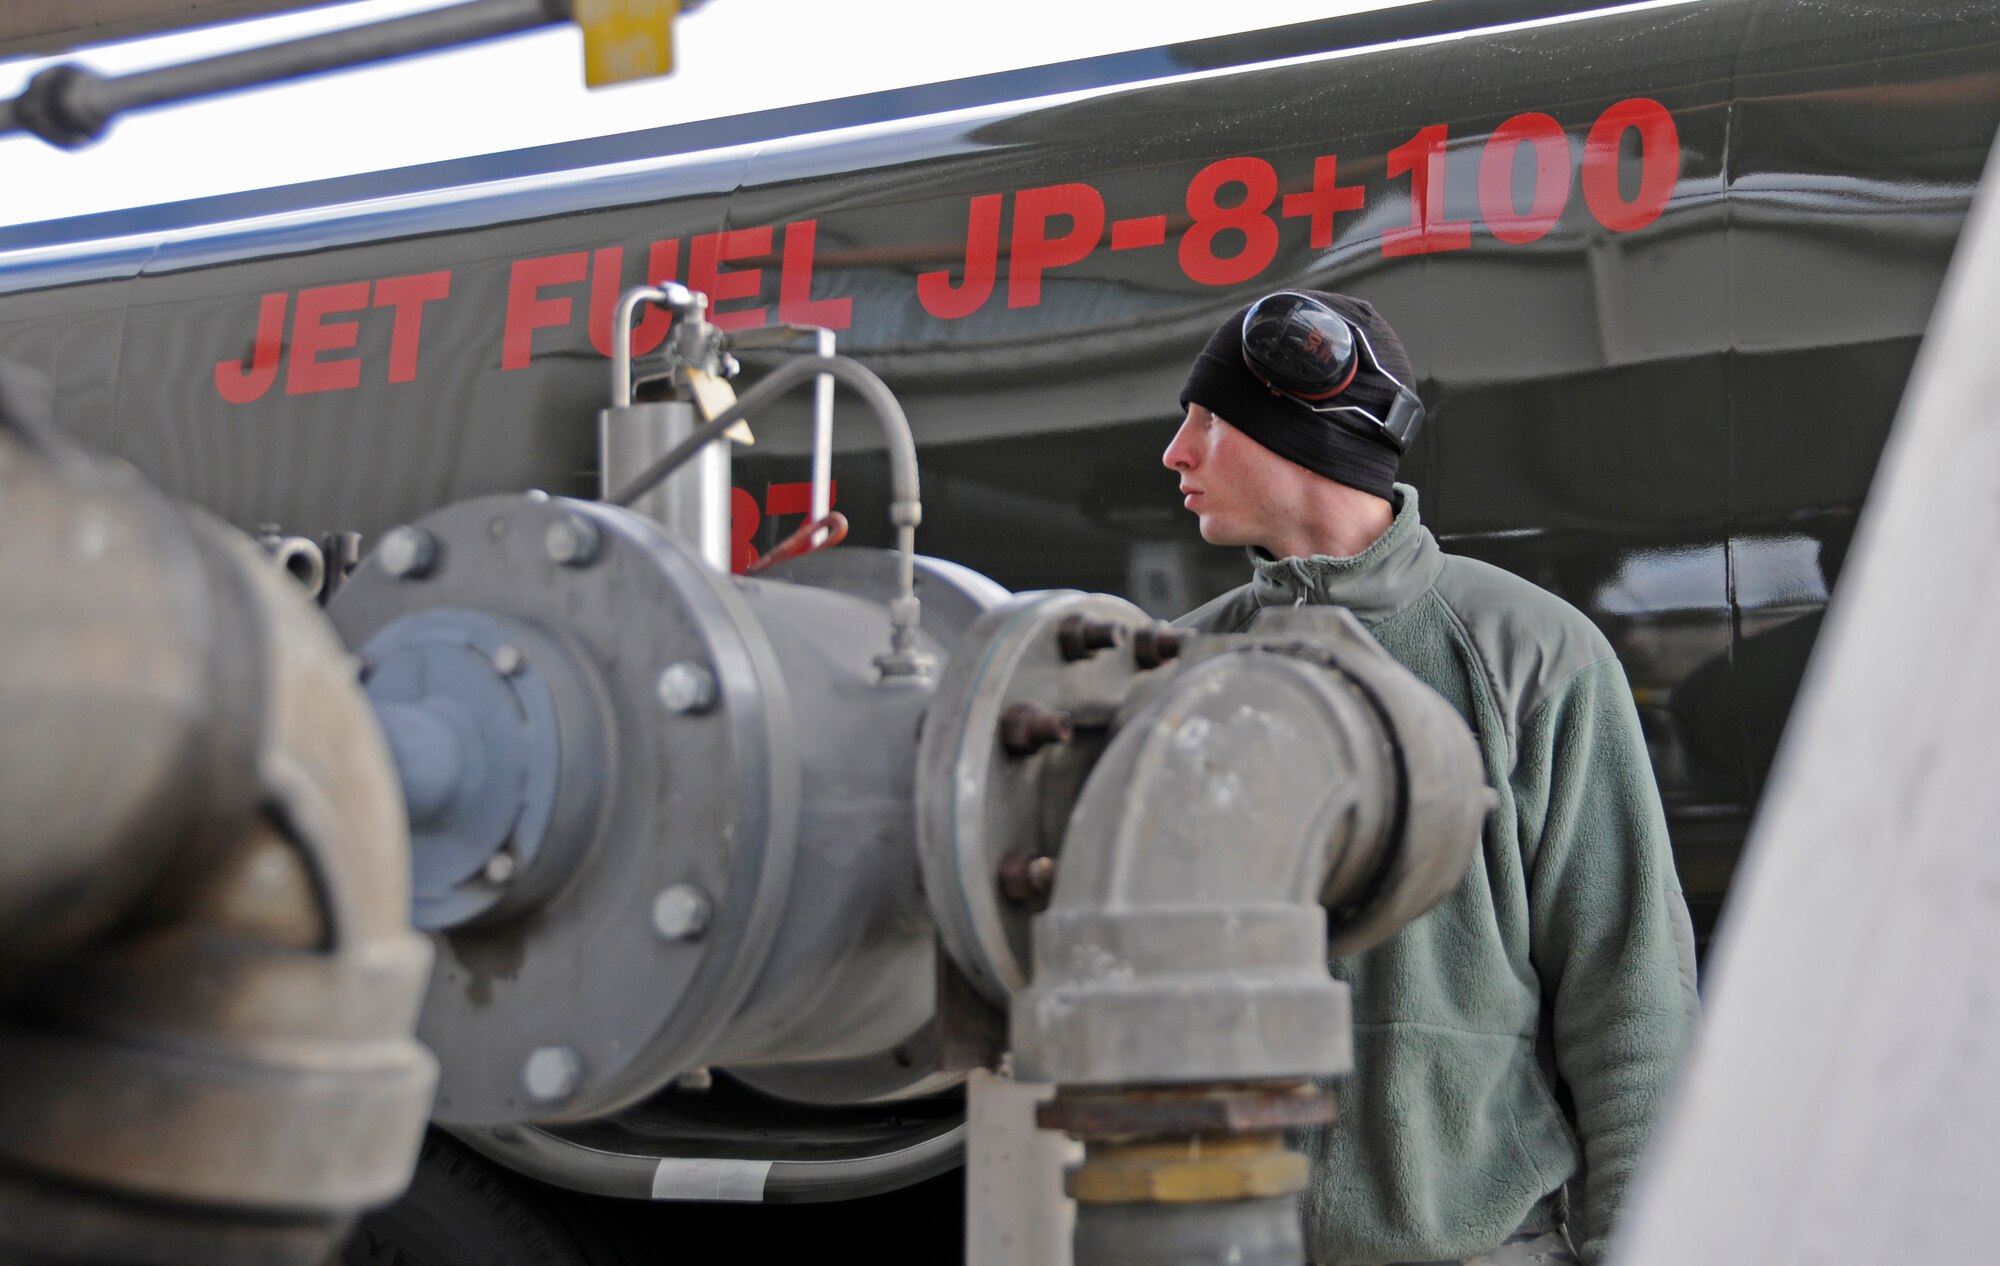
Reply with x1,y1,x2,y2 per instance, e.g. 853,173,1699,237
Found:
1196,517,1250,547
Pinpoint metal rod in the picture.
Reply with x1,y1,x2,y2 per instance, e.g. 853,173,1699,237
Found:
2,0,572,148
812,328,836,527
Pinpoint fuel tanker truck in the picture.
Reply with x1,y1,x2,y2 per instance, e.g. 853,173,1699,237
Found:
1,0,1998,1261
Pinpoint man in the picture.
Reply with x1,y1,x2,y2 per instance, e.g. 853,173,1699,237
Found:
1164,291,1698,1266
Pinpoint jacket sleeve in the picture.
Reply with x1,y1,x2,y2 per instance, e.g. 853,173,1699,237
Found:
1515,655,1699,1264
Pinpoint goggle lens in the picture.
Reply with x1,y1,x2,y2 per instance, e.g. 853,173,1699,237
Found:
1236,291,1425,454
1241,292,1359,401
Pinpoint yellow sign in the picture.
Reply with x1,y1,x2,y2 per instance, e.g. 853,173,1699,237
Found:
574,0,679,88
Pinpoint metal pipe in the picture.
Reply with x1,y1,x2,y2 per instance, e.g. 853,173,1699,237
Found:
601,284,728,568
2,0,571,148
610,282,701,408
607,353,928,677
812,328,836,535
0,427,434,1265
1006,614,1488,1266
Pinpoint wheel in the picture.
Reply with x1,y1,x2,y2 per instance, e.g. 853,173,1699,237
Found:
342,1132,630,1266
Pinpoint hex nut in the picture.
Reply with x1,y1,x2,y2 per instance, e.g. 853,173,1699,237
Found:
1133,623,1185,670
1000,703,1073,755
378,525,438,579
652,883,713,941
544,514,602,567
1066,1139,1309,1204
522,1046,583,1102
1058,614,1129,662
657,662,718,715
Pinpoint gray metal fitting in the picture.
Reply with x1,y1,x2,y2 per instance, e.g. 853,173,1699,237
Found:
483,852,517,885
657,661,717,715
522,1046,583,1103
651,883,713,941
490,643,525,676
544,514,602,567
378,525,438,579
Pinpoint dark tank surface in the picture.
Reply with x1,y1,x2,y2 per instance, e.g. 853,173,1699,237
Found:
3,0,1999,938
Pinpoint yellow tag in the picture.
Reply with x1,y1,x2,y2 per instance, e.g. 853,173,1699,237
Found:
575,0,678,88
686,368,754,444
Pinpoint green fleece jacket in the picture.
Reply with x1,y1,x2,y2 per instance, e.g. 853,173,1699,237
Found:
1176,486,1698,1266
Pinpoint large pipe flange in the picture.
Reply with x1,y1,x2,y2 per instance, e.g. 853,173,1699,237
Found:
915,591,1154,1005
361,608,606,932
331,494,802,1126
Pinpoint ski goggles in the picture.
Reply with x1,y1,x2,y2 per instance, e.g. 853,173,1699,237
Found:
1239,291,1426,452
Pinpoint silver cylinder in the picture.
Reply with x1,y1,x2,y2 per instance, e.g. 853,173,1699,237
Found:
599,399,730,571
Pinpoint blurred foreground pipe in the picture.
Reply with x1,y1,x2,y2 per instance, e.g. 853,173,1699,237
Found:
0,369,435,1266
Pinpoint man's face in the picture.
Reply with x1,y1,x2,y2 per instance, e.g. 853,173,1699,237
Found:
1162,403,1307,549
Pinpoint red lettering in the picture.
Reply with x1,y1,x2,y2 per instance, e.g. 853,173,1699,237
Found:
1582,98,1679,233
587,240,681,358
1280,155,1365,250
730,485,762,574
373,271,451,384
285,282,369,395
502,252,588,370
918,194,1002,320
1179,157,1280,286
778,220,852,330
213,291,288,405
1384,125,1473,257
1110,216,1167,250
689,227,773,331
1477,113,1571,245
765,480,837,517
1008,182,1106,308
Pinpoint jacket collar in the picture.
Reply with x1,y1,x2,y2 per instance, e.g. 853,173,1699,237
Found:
1247,484,1441,625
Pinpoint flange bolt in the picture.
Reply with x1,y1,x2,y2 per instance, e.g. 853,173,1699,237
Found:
999,851,1058,904
1058,614,1128,661
1000,703,1073,755
523,1046,583,1103
378,525,438,579
658,662,718,715
544,514,602,567
1133,624,1184,670
652,883,713,941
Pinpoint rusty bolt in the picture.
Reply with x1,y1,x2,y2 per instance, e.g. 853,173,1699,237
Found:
1058,614,1128,661
1133,624,1184,670
999,851,1058,903
1000,703,1073,755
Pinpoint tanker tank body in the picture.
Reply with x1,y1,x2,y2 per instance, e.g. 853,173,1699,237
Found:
2,0,2000,1258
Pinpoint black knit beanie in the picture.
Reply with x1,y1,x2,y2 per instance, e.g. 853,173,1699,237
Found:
1178,291,1415,501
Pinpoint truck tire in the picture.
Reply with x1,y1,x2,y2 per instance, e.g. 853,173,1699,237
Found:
342,1132,625,1266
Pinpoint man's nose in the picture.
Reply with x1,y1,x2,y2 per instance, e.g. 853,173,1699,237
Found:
1163,421,1195,472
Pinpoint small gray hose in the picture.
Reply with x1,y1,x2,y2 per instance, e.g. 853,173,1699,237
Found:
606,354,927,677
